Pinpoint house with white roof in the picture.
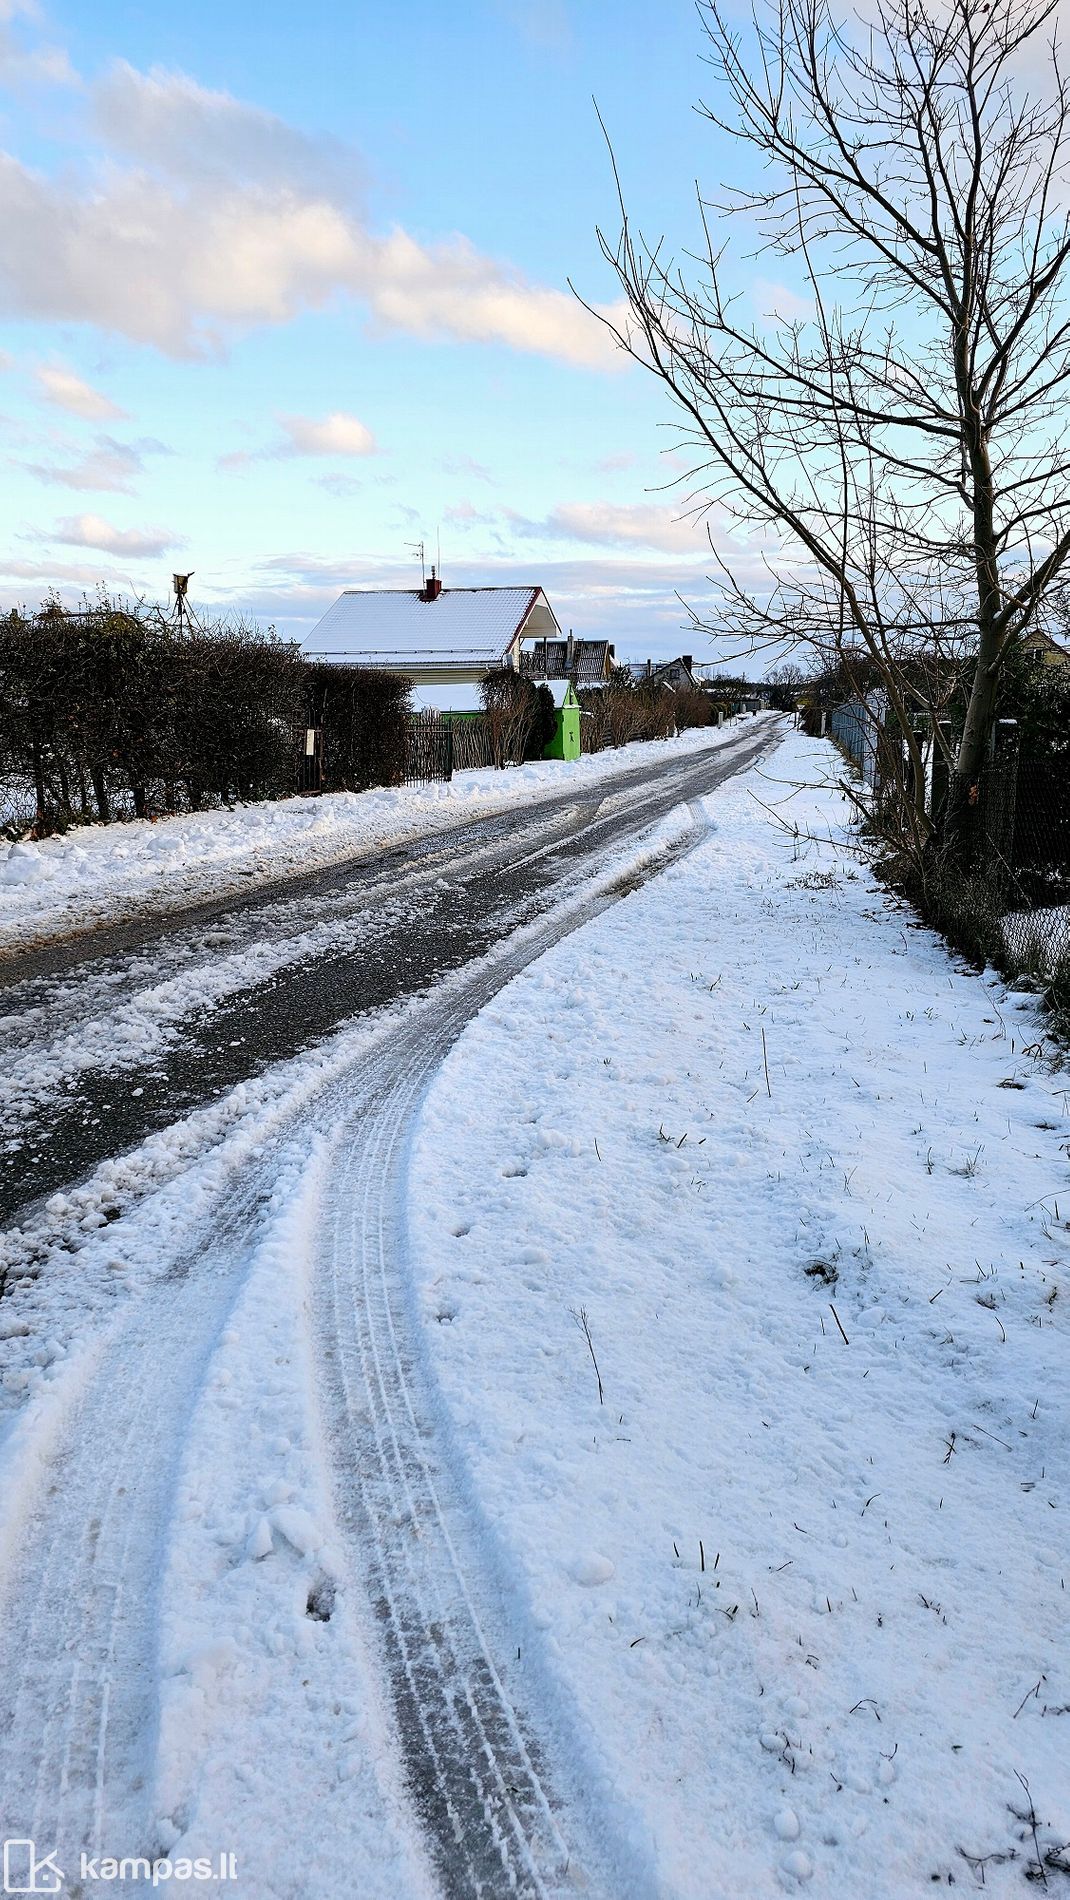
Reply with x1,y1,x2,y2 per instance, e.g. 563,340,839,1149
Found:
307,576,562,711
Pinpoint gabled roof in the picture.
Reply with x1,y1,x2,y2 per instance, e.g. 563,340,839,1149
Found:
545,679,580,708
307,585,560,672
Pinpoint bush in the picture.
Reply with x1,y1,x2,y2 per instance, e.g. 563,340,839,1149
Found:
575,678,677,752
0,597,410,832
527,683,557,760
480,669,539,767
673,686,712,729
304,662,411,790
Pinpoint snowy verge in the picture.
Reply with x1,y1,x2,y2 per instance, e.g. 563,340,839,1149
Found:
408,730,1070,1899
0,717,767,955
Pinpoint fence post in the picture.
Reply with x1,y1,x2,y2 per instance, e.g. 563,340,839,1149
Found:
930,720,953,833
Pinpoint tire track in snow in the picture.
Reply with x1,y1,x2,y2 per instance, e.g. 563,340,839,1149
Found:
0,1181,274,1873
0,729,784,1890
311,806,736,1898
0,804,713,1889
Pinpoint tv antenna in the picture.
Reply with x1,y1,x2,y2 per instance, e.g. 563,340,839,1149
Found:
406,540,426,587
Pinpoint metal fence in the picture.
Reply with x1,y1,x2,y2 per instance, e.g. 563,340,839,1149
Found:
971,750,1070,974
829,695,886,787
828,702,1070,983
400,711,454,786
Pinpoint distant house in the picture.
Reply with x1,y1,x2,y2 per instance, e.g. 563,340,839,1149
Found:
307,576,562,690
1020,629,1070,670
519,633,616,684
622,655,700,691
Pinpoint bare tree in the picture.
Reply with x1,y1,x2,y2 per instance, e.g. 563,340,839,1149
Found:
586,0,1070,845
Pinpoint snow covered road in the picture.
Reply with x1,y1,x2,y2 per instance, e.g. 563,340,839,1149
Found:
0,721,777,1226
0,723,780,1898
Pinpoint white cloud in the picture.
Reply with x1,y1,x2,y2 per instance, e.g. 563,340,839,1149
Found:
35,364,126,420
441,453,494,483
444,498,494,525
278,411,376,456
313,472,364,498
0,62,624,368
25,433,166,493
0,557,128,588
532,499,713,554
751,279,816,325
219,410,377,469
94,61,360,199
0,30,79,88
0,1,80,89
47,512,179,556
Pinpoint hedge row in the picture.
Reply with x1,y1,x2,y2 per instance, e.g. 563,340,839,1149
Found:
576,677,712,752
0,601,412,833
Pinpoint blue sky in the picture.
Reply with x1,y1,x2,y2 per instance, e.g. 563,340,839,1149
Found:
0,0,775,661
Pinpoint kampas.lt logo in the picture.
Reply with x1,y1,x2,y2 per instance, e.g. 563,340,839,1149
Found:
2,1841,63,1895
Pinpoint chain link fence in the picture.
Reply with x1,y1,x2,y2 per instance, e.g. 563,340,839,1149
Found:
972,751,1070,975
825,698,1070,1022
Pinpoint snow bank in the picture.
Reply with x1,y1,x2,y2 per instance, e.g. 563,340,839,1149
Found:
410,731,1070,1898
0,718,765,954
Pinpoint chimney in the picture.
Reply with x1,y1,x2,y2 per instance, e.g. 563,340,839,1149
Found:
420,565,443,602
682,654,693,672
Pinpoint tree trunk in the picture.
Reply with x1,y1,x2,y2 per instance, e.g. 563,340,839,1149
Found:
951,360,1003,835
31,740,46,825
91,767,110,824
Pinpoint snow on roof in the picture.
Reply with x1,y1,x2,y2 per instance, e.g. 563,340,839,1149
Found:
307,585,559,669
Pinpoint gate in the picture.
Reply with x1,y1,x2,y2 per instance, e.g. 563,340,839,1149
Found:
402,710,453,785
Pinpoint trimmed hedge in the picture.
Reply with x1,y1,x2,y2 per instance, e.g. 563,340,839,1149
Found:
0,600,411,833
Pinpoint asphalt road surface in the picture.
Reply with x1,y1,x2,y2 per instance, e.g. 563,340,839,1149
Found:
0,721,782,1229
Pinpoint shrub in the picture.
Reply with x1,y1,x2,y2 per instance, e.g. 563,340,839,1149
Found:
304,662,411,790
526,682,557,760
480,669,539,767
673,685,713,729
0,597,409,831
